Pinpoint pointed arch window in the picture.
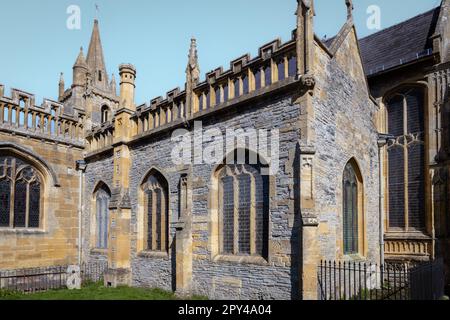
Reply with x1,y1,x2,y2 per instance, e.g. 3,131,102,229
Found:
95,185,110,249
217,160,269,259
386,87,425,231
101,105,110,123
343,162,359,255
142,172,169,252
0,156,42,229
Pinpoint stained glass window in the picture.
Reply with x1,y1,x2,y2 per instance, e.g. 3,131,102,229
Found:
0,156,42,229
218,157,269,259
0,179,11,227
96,187,110,249
143,173,168,252
343,163,358,254
386,87,425,231
222,175,235,254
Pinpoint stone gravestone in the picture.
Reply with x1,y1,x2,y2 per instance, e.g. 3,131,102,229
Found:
66,265,81,290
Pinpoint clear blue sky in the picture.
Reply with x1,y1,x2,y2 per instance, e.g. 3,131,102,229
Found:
0,0,441,105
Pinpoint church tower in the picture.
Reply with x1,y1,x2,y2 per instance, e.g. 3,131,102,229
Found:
60,20,119,130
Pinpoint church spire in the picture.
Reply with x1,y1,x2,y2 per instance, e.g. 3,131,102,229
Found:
86,20,108,88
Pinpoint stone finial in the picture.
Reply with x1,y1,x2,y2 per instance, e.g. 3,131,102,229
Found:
110,73,117,95
0,84,4,97
185,38,201,118
58,72,65,101
188,38,199,70
186,37,200,85
346,0,354,20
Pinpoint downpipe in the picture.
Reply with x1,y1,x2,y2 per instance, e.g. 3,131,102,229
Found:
377,134,394,265
76,160,87,266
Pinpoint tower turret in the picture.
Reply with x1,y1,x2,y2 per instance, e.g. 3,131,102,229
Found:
73,47,88,87
119,64,136,110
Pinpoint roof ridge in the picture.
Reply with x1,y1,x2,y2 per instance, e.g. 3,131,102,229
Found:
360,6,440,42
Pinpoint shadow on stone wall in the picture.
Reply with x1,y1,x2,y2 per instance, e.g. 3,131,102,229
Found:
291,143,302,300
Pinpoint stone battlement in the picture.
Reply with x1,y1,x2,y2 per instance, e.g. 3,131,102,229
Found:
85,34,300,156
130,35,298,136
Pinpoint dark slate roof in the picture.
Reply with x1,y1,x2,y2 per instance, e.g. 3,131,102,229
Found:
359,7,440,76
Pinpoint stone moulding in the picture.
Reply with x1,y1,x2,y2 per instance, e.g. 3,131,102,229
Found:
0,142,60,187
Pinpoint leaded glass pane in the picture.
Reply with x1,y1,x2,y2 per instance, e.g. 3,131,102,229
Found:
222,175,234,254
28,181,40,228
155,188,162,251
408,143,425,230
406,90,425,134
147,190,153,250
0,179,10,227
343,164,358,255
96,188,110,249
388,146,405,228
387,95,404,137
254,171,267,257
14,180,27,228
238,174,251,255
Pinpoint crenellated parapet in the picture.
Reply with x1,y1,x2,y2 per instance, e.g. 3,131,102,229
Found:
85,121,114,153
0,85,85,147
129,35,298,140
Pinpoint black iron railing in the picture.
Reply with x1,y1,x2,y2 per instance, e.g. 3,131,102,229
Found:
318,259,445,300
0,261,107,294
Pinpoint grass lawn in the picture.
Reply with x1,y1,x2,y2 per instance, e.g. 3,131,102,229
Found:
0,282,207,300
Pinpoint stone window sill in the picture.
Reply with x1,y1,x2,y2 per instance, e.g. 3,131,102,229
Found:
90,248,108,255
341,254,367,262
213,254,268,266
385,230,431,240
138,251,170,260
0,228,47,235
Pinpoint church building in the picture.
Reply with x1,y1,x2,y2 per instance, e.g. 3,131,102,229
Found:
0,0,449,299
